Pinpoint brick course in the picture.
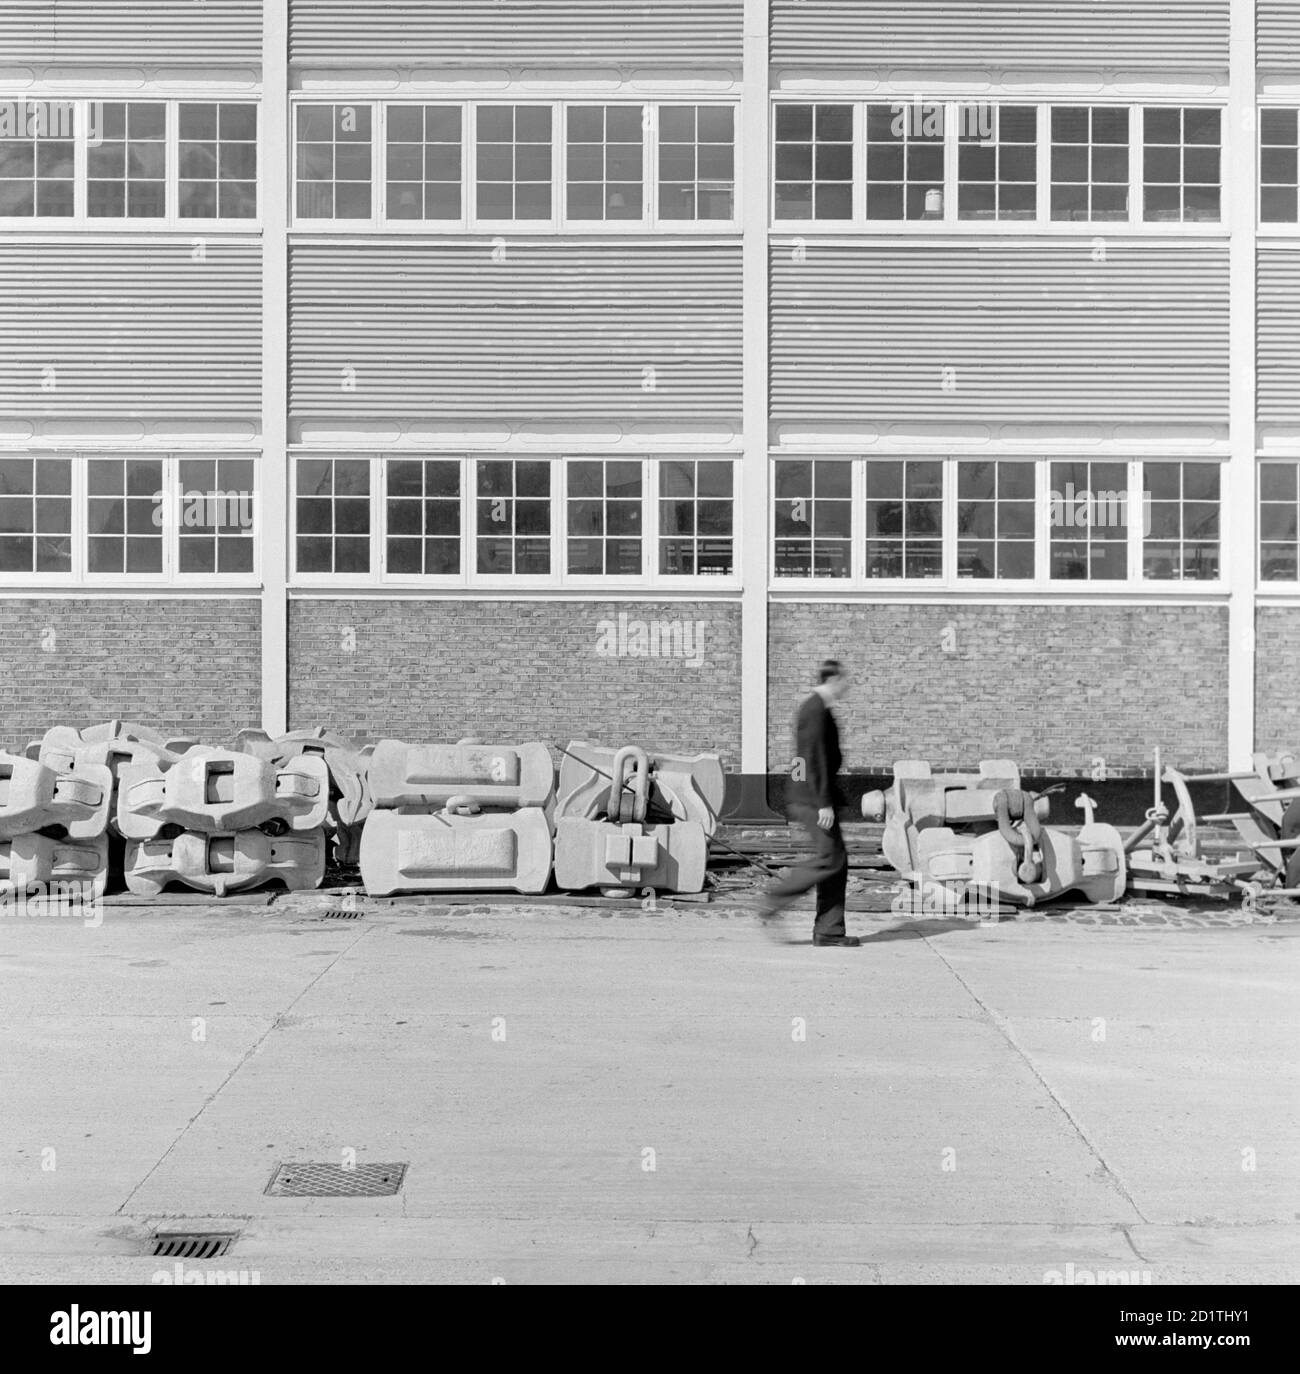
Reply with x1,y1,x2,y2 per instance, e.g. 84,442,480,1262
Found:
768,602,1230,774
289,599,743,765
0,598,261,752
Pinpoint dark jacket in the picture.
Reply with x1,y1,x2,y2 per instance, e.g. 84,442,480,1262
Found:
787,692,844,810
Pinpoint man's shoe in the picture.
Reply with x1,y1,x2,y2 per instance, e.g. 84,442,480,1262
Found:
813,934,861,948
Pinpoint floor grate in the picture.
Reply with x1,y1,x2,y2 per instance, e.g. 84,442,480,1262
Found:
265,1161,407,1197
320,909,364,919
151,1232,238,1259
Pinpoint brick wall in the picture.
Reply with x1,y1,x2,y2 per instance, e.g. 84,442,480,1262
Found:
768,602,1230,774
1256,607,1300,753
290,599,743,765
0,598,261,752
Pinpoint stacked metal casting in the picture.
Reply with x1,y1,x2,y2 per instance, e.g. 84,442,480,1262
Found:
553,742,725,895
861,760,1127,909
359,738,555,895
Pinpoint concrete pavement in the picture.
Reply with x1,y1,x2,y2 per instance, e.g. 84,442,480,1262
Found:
1,895,1297,1284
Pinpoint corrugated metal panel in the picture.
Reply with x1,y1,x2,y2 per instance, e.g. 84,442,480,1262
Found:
289,0,743,65
1258,243,1300,428
289,239,742,423
0,239,261,420
1259,2,1300,68
2,1,263,64
770,239,1229,426
770,1,1229,69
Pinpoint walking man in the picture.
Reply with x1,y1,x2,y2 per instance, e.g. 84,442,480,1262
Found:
760,659,859,947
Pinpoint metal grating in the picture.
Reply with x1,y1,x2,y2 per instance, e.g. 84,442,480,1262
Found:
265,1162,407,1197
152,1232,237,1260
320,909,364,919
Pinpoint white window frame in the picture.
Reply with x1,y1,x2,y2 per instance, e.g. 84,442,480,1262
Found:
292,100,379,231
0,98,261,231
289,453,742,589
0,451,260,588
770,99,1228,236
287,96,740,233
1258,458,1300,587
0,452,78,586
768,456,1226,592
1258,103,1300,235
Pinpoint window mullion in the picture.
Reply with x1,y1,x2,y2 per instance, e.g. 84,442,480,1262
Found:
851,457,865,586
375,101,386,228
1034,458,1049,586
369,455,381,585
644,104,657,228
1036,104,1049,226
643,457,655,582
1128,458,1142,587
74,100,88,222
553,102,564,231
943,456,956,587
166,100,178,225
944,101,959,224
1132,105,1144,225
852,101,866,225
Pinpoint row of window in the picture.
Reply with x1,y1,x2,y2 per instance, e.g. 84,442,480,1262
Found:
294,101,735,226
773,102,1223,225
0,101,257,222
10,98,1300,229
7,454,1300,588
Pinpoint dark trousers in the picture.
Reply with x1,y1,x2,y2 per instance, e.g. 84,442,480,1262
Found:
768,802,848,937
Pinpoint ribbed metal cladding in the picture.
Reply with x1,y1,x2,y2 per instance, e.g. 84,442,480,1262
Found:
289,0,743,64
289,239,742,423
3,1,263,64
1,239,262,420
770,1,1229,69
1257,243,1300,428
770,239,1229,425
1258,2,1300,67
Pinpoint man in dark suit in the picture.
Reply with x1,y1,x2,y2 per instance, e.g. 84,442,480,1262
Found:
759,660,859,947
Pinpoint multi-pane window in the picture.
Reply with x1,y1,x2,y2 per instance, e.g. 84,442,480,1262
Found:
1048,461,1129,581
1050,106,1130,222
958,105,1037,221
566,106,643,222
957,461,1036,579
567,460,642,575
659,459,734,576
773,104,853,221
88,102,165,218
1143,462,1220,581
86,457,164,574
864,103,944,220
476,105,552,220
385,458,460,576
476,460,551,574
386,105,462,221
178,103,257,219
0,102,75,217
0,457,72,574
864,460,943,579
296,104,372,220
295,458,371,574
658,106,735,221
1143,107,1220,223
175,458,255,574
1261,109,1299,224
1260,462,1300,581
773,460,852,577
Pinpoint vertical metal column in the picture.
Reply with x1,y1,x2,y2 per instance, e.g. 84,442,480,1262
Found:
740,0,771,775
261,0,290,735
1228,0,1258,767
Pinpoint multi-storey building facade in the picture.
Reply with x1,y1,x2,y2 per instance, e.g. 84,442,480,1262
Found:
1,0,1297,780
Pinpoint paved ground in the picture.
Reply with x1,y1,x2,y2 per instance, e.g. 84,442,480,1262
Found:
2,889,1298,1285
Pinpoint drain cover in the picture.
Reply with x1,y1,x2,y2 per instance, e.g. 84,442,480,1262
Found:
265,1162,407,1197
152,1232,237,1259
320,909,364,919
